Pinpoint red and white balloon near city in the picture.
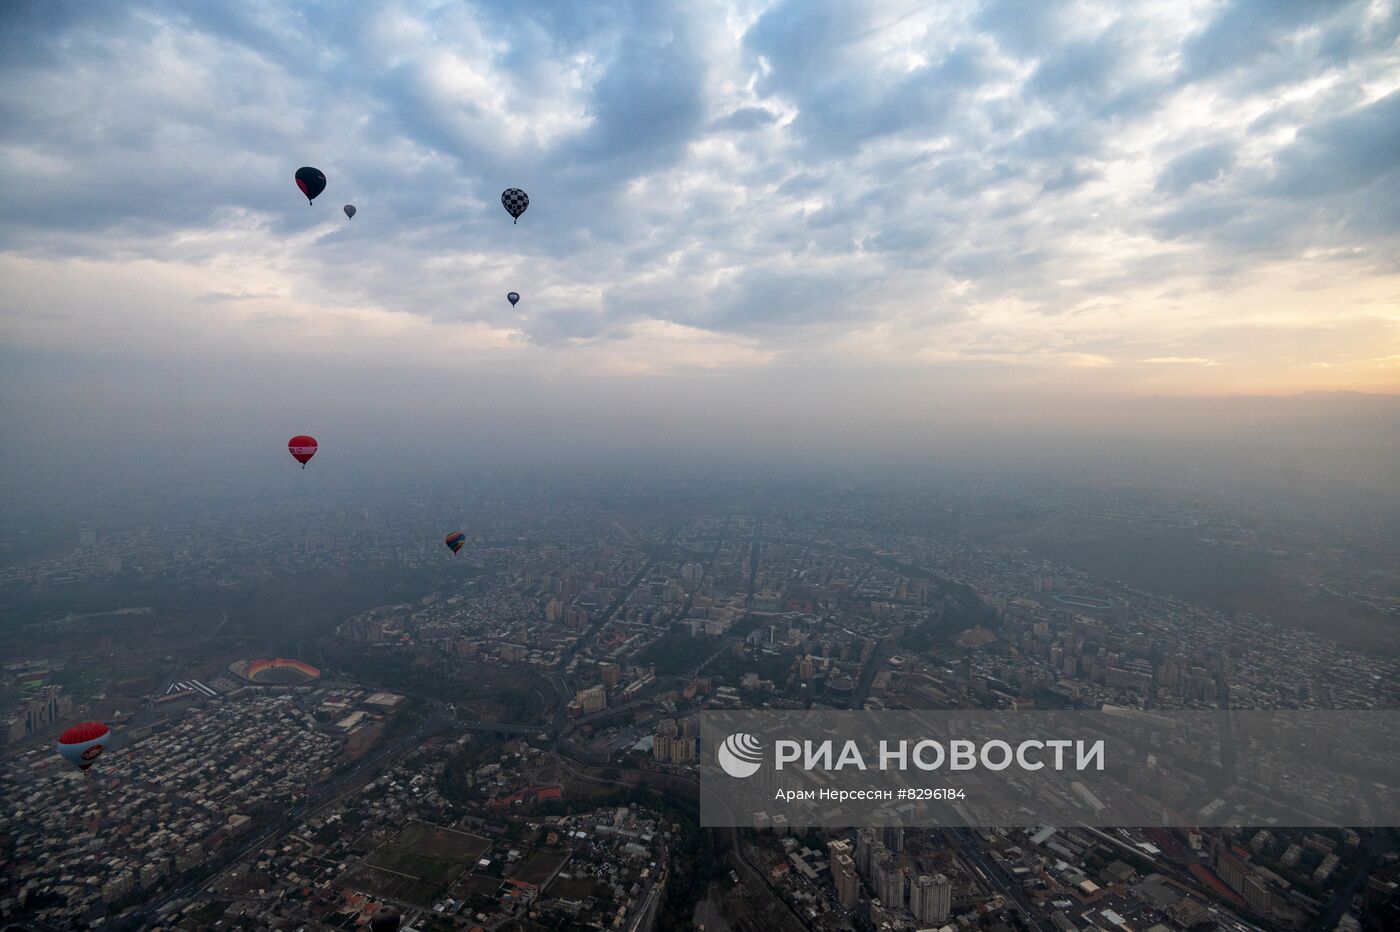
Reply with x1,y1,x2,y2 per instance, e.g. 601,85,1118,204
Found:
57,722,110,773
288,435,318,468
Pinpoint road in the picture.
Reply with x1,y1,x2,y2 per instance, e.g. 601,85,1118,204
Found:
851,636,898,708
572,523,685,659
948,828,1051,932
688,636,741,679
677,532,725,627
547,523,685,737
625,841,668,932
746,521,761,602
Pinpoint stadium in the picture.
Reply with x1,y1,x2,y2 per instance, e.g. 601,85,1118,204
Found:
229,657,322,685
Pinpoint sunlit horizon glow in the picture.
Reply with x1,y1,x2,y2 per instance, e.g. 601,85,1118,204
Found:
1,0,1398,439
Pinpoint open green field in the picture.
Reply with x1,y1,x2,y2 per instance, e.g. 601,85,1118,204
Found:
342,821,491,907
391,822,493,862
508,848,571,889
461,874,504,898
551,875,596,900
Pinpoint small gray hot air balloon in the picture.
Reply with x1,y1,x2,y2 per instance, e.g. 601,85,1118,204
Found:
343,204,356,219
507,292,520,307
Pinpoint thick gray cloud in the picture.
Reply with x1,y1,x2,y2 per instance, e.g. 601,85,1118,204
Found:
746,2,997,156
1181,0,1368,83
1270,90,1400,198
1155,142,1236,195
711,107,779,133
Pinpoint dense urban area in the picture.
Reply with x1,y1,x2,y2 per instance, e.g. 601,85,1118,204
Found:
3,471,1399,931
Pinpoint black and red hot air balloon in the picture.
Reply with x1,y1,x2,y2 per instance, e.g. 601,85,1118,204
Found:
295,167,326,204
288,435,318,469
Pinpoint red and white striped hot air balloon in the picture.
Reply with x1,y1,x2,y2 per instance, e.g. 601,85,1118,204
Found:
58,721,110,772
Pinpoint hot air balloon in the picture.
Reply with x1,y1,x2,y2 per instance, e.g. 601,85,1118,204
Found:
343,204,356,219
501,187,529,223
295,167,326,204
288,435,318,469
507,292,520,307
369,905,401,932
58,721,110,772
445,531,466,554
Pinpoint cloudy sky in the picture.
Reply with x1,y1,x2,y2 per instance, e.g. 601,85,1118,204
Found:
2,0,1399,492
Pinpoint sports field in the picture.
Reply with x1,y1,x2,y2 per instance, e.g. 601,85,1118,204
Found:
342,822,491,907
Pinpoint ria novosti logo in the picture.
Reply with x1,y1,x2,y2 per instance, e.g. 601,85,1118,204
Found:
717,733,764,778
713,734,1109,778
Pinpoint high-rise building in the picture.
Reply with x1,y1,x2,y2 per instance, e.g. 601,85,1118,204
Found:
670,736,696,764
653,733,674,763
874,854,904,910
855,828,880,877
4,687,74,746
652,718,698,764
576,686,606,714
25,687,73,734
882,825,904,853
833,853,860,909
599,662,621,687
912,873,951,924
1214,843,1301,925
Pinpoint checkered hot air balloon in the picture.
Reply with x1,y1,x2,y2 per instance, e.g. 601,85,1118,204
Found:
501,187,529,223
